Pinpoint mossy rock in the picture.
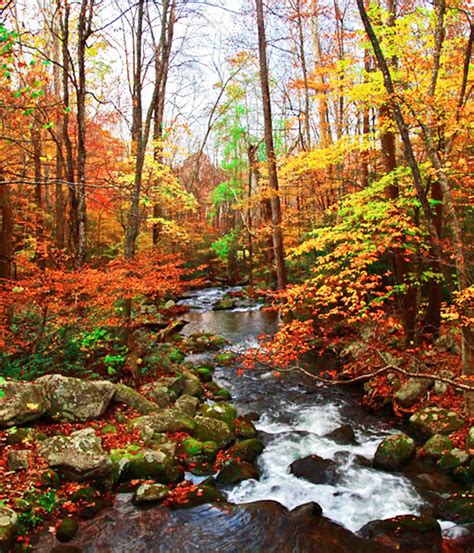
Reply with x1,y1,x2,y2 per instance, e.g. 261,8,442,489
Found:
133,483,169,505
423,434,453,459
130,410,196,438
169,349,185,363
217,460,259,485
56,517,79,543
174,394,199,417
5,427,47,445
373,434,415,470
452,459,474,486
187,458,216,476
139,382,174,407
114,383,160,415
201,403,237,431
214,352,237,366
409,407,464,438
169,484,224,509
213,299,236,311
179,438,203,457
228,439,264,462
359,515,441,549
195,368,213,382
110,448,183,484
181,374,203,398
235,418,258,439
435,492,474,523
0,506,19,550
437,448,469,472
192,416,235,449
183,333,228,353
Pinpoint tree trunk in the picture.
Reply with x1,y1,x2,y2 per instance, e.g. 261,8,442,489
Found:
255,0,287,290
311,0,331,147
0,173,13,280
75,0,95,266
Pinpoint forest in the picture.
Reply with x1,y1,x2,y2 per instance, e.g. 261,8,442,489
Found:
0,0,473,551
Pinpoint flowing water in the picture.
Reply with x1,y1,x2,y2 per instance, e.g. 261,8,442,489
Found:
182,287,424,532
35,286,468,552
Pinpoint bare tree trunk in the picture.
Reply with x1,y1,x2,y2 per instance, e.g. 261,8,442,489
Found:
255,0,287,289
74,0,95,266
59,1,76,257
0,173,13,280
152,0,175,247
294,0,311,150
311,0,331,147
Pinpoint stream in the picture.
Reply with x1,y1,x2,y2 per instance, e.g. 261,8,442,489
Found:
35,287,468,552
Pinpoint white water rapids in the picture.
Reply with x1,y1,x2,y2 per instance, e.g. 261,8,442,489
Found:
181,287,463,538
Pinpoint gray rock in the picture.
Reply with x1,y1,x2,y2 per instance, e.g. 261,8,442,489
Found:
114,383,160,414
0,381,49,427
435,333,460,354
133,483,169,504
140,382,174,407
40,428,113,481
37,375,115,422
395,378,432,407
182,374,202,398
131,409,196,439
174,394,199,417
7,449,30,471
0,506,19,549
192,416,234,448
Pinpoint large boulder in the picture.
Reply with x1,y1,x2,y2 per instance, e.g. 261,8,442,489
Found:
290,454,338,485
409,407,464,439
201,403,237,431
37,375,115,422
114,384,159,414
434,492,474,524
174,395,199,417
40,428,112,481
325,424,357,445
227,439,264,462
110,447,183,484
0,506,19,550
192,416,235,448
423,434,453,459
395,378,432,407
217,460,259,485
359,515,442,550
235,418,258,439
373,434,415,470
0,380,49,427
130,409,196,439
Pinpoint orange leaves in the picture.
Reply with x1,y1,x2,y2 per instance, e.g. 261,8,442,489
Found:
0,252,200,354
